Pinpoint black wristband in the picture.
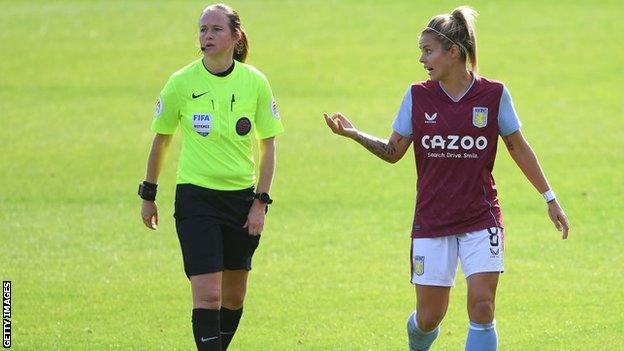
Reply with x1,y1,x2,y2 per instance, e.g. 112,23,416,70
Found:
138,181,157,201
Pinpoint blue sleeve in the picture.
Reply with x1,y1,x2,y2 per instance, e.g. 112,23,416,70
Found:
498,85,522,136
391,87,413,137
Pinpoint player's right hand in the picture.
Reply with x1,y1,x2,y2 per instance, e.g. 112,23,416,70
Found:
141,200,159,230
324,112,358,139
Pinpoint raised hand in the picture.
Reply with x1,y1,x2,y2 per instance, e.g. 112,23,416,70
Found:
324,112,358,139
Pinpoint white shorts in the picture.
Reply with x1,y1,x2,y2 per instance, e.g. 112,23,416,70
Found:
410,227,504,287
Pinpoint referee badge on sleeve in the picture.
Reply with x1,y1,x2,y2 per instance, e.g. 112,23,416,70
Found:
154,97,163,118
271,100,280,119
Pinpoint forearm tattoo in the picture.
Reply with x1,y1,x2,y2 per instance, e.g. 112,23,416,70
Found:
355,132,403,162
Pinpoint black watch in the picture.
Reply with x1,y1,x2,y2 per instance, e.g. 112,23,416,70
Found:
254,192,273,204
138,181,158,201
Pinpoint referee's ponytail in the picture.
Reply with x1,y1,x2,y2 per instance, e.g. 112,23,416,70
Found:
235,29,248,63
204,3,249,63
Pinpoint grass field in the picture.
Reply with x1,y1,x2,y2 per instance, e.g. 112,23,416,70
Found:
1,0,623,350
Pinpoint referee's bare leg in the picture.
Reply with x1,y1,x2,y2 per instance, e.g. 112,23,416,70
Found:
191,273,222,351
220,270,249,349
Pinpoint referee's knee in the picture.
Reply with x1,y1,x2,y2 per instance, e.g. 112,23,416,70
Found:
193,291,221,310
222,291,246,310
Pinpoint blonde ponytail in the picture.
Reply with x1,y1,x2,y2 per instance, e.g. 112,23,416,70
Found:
423,6,479,72
451,6,478,72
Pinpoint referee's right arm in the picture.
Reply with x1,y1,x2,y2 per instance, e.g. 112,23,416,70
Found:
145,133,172,184
141,133,172,230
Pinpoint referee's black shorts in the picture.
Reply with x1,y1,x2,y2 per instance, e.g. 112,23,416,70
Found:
174,183,260,277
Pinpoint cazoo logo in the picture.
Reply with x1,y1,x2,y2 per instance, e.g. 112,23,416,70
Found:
421,135,488,150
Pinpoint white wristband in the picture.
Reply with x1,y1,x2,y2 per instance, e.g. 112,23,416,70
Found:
542,189,556,203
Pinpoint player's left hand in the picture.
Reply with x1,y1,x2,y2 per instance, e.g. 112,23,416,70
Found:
244,200,266,236
547,200,569,239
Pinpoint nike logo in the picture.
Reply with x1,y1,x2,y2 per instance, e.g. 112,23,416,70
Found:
200,336,219,342
192,92,208,99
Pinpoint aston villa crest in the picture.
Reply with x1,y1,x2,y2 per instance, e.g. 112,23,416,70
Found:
414,256,425,276
472,107,488,128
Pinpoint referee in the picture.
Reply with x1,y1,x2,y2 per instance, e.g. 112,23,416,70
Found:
138,4,283,350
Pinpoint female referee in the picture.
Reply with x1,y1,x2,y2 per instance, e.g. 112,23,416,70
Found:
324,6,569,351
138,4,283,350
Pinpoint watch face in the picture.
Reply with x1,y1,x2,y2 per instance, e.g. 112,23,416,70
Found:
256,193,271,204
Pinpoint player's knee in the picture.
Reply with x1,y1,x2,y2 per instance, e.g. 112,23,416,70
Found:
221,290,246,310
469,299,495,323
418,310,445,332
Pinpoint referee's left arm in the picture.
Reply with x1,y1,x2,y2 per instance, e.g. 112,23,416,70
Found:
256,137,276,195
244,137,276,235
246,72,283,235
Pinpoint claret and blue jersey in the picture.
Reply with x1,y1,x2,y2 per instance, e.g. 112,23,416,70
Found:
392,74,521,238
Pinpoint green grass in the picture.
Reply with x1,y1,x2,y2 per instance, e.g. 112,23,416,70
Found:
1,0,623,349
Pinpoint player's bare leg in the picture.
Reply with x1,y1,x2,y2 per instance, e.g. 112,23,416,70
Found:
465,272,499,351
408,285,451,350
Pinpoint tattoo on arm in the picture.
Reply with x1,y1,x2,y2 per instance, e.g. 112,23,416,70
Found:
355,133,404,162
503,136,514,151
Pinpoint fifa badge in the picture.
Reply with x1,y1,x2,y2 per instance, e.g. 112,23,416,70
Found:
192,113,213,137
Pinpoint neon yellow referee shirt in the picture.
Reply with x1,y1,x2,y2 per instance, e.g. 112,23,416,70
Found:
151,59,284,190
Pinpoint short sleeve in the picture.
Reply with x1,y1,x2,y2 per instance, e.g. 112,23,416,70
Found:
151,76,181,135
391,87,413,137
498,85,522,136
254,76,284,139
